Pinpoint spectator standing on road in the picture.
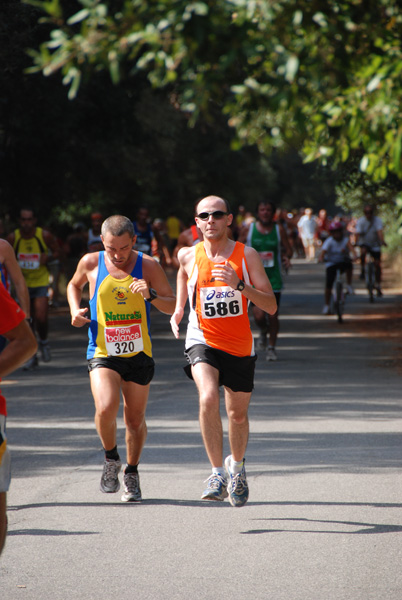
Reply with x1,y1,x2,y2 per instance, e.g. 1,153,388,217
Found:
355,204,386,296
170,195,277,507
67,215,175,502
239,200,292,361
0,283,37,555
7,208,59,369
297,207,317,261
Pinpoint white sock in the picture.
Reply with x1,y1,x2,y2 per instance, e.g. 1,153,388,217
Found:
212,467,224,476
230,458,244,475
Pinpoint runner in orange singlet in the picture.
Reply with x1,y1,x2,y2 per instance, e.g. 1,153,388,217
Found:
171,195,277,507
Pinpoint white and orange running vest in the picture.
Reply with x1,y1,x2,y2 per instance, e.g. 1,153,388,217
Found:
185,242,254,357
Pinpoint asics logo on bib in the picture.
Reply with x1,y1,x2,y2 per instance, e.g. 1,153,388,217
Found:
206,290,235,300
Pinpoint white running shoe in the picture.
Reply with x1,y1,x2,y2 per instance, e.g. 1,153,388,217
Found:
322,305,330,315
201,473,228,501
224,456,249,508
267,346,277,361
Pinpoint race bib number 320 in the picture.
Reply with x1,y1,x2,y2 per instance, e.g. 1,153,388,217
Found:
200,286,243,319
105,324,143,356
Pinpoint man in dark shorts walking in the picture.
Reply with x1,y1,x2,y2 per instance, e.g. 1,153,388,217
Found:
170,196,277,507
67,215,175,502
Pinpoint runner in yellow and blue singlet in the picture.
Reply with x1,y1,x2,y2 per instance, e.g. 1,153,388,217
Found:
67,215,175,503
87,251,152,360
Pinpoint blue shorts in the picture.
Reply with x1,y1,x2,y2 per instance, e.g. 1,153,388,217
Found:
28,286,49,299
0,415,11,493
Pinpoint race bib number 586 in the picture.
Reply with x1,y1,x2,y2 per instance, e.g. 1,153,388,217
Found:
105,324,143,356
200,286,243,319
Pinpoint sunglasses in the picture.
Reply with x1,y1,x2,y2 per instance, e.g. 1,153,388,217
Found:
197,211,228,221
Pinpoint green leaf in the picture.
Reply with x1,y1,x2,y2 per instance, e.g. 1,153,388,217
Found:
67,9,90,26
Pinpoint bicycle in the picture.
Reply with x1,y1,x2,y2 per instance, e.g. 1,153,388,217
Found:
331,266,346,323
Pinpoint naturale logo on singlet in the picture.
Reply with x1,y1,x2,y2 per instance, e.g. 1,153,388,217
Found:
104,311,142,326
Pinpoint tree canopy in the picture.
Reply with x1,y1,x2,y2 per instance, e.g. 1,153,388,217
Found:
27,0,402,185
1,0,341,230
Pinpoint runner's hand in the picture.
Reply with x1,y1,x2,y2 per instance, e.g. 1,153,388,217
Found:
129,277,149,299
211,261,238,289
170,307,184,339
71,307,91,327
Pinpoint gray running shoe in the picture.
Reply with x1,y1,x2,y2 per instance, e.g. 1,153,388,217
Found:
121,471,142,502
39,341,51,363
23,354,38,371
100,459,121,493
201,473,228,501
225,455,249,508
267,346,277,361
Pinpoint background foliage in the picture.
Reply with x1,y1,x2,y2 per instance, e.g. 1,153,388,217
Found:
1,0,401,242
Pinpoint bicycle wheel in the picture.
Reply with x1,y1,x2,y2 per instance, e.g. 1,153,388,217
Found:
335,280,344,323
366,261,375,303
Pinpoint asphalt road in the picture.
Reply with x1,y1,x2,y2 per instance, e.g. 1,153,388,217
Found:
1,258,402,600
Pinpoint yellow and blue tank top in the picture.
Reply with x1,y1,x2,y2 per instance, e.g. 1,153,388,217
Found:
13,227,49,288
87,251,152,359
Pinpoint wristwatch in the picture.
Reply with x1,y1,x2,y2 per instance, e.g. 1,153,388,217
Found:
146,287,158,302
236,279,245,292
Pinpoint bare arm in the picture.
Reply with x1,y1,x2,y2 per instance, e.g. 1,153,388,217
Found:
129,255,176,315
66,254,94,327
0,320,37,378
0,240,30,316
170,246,194,338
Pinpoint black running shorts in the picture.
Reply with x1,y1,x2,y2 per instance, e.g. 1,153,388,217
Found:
184,344,256,393
88,352,155,385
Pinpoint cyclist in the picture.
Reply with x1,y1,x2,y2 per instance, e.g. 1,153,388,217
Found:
355,205,386,297
319,221,355,315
